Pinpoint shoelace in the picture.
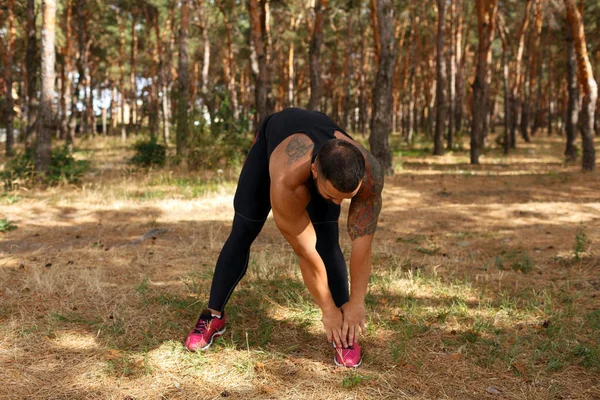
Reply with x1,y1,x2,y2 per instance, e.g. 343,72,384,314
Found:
193,317,211,334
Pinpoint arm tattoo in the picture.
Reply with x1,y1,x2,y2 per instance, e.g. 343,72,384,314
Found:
347,151,384,240
285,136,313,165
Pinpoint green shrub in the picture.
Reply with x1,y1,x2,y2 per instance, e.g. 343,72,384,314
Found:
130,138,167,168
1,149,36,190
46,146,90,185
1,146,90,189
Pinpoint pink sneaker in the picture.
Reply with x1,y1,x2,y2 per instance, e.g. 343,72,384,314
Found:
185,309,226,351
333,341,362,368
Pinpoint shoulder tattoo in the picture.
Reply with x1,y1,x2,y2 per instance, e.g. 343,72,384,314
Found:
285,135,313,165
348,151,384,240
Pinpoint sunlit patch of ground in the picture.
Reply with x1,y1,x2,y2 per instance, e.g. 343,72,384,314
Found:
0,134,599,399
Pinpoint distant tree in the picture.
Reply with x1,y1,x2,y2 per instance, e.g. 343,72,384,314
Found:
564,23,579,162
248,0,270,123
25,0,38,149
3,0,16,157
369,0,397,175
176,0,190,157
564,0,597,171
470,0,498,165
307,0,327,111
36,0,56,173
433,0,447,156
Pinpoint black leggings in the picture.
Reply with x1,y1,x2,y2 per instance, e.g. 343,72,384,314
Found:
207,127,349,312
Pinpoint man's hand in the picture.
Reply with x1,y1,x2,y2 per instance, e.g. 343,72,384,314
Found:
341,301,367,347
322,307,344,348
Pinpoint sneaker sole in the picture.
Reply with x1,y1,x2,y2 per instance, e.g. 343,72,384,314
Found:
334,356,362,368
188,327,226,352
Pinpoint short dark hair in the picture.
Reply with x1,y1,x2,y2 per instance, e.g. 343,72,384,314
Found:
315,139,365,193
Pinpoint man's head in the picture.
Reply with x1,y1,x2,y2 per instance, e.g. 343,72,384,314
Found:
311,139,365,204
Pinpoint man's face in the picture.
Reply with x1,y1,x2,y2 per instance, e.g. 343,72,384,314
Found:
311,163,361,205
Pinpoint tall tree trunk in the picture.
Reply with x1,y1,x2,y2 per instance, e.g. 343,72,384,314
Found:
433,0,447,156
176,0,190,157
564,0,597,171
308,0,327,111
248,0,269,123
117,8,127,142
60,0,72,142
521,0,542,142
564,24,579,161
287,17,297,108
216,0,239,120
470,0,498,165
199,0,212,124
447,0,456,150
130,10,138,132
359,4,369,135
407,1,417,143
77,0,89,137
509,0,532,149
36,0,56,173
25,0,38,149
369,0,397,175
4,0,15,157
454,0,464,134
498,16,510,155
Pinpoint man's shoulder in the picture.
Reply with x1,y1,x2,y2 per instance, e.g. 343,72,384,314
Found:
269,134,313,185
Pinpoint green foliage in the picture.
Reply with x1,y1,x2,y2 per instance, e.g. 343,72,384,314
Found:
187,106,254,170
46,146,91,185
494,248,534,274
342,372,366,389
573,225,589,261
130,138,167,168
1,147,89,189
0,219,17,232
1,149,36,190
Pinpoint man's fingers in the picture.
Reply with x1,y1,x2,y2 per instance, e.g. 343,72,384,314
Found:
332,330,342,348
348,326,355,346
326,329,333,343
341,322,349,348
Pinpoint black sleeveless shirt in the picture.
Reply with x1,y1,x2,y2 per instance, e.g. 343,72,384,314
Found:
262,108,352,161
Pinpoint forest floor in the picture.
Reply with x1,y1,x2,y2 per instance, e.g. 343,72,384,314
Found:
0,132,599,399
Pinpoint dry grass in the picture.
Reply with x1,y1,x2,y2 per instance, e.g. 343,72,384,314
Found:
1,134,599,399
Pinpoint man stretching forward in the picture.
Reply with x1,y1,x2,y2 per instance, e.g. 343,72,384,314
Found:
185,108,383,367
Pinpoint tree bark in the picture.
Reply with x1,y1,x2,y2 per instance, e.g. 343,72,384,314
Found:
4,0,15,157
248,0,270,123
216,0,240,120
447,0,456,150
498,15,510,155
509,0,532,149
564,0,597,170
470,0,498,165
176,0,190,157
433,0,447,156
564,25,579,161
130,9,138,132
117,8,127,142
60,0,72,142
454,0,464,134
369,0,397,175
25,0,38,149
36,0,56,173
307,0,327,111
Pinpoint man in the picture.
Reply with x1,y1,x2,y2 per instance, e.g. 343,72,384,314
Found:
185,108,383,368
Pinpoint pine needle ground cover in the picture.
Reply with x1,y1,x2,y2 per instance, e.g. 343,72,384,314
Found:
0,136,599,399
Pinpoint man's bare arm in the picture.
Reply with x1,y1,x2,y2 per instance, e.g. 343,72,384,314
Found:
269,134,346,347
342,150,384,345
